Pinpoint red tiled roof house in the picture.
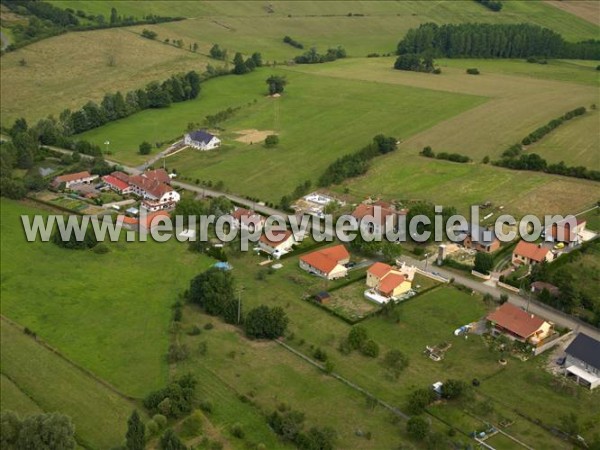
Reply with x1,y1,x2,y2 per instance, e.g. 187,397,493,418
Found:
299,245,350,280
512,241,554,266
487,302,552,346
366,262,412,299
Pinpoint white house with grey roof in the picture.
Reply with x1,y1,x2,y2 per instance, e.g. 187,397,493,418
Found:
564,333,600,389
184,130,221,150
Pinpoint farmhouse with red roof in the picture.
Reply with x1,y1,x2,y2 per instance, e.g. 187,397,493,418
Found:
52,171,98,189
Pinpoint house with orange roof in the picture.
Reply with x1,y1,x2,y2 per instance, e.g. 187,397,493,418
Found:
258,229,295,258
231,207,265,231
487,302,553,346
351,201,400,236
545,218,587,248
299,245,350,280
512,241,554,266
102,174,132,195
52,171,98,189
366,262,412,300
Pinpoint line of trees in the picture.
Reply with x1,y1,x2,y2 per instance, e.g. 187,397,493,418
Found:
420,146,471,163
67,71,201,135
283,35,304,49
475,0,503,12
521,106,586,146
2,2,183,53
232,51,263,75
318,134,397,187
493,106,600,181
0,411,76,449
204,106,241,128
294,46,347,64
397,23,600,60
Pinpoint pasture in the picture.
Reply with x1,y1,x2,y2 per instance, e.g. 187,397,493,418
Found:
0,27,211,126
0,199,214,397
49,0,600,60
1,319,140,449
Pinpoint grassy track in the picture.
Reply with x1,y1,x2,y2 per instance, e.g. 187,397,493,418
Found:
0,199,214,396
1,320,140,449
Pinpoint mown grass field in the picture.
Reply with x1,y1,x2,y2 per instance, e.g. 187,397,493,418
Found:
0,27,211,126
526,109,600,170
0,199,214,397
1,320,140,449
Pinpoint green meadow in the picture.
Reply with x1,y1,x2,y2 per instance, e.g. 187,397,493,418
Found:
0,199,214,397
1,320,141,449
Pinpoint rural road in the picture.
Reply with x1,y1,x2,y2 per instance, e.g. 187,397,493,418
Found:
45,143,600,339
398,254,600,341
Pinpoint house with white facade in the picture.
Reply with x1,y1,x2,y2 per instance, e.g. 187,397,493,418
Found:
564,333,600,389
52,171,98,189
184,130,221,150
128,170,180,212
512,241,554,266
299,245,350,280
258,230,295,258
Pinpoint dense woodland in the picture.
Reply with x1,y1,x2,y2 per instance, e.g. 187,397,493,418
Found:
397,23,600,60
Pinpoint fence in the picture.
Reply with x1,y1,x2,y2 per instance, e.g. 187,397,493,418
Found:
497,281,520,293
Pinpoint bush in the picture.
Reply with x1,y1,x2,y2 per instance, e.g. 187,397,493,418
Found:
146,419,159,436
187,325,202,336
200,400,213,414
361,339,380,358
231,423,245,439
348,326,368,350
181,411,203,437
313,347,328,362
466,68,480,75
92,243,110,254
204,322,214,330
167,343,189,363
441,379,466,399
245,305,289,339
139,141,152,155
153,414,167,429
407,416,430,441
264,134,279,148
383,349,409,379
407,388,436,415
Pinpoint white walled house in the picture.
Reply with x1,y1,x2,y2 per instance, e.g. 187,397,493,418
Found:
52,171,98,189
564,333,600,390
258,230,295,258
128,173,180,212
184,130,221,150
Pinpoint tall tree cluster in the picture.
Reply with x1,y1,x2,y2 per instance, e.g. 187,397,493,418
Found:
294,46,347,64
189,268,238,323
0,411,76,450
397,23,600,60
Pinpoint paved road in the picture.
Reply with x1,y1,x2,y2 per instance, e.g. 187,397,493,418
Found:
46,143,600,339
399,254,600,341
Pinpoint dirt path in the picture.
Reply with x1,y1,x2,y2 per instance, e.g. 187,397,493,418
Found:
234,129,275,144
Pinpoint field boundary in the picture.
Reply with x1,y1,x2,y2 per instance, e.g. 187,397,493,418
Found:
1,315,141,402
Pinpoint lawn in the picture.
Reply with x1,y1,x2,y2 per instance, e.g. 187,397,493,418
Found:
0,199,214,397
1,320,141,449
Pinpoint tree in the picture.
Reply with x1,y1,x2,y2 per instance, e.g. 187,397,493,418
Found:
245,305,289,339
441,379,466,400
159,429,186,450
126,410,145,450
383,349,409,379
2,412,76,450
189,268,236,321
266,75,287,95
9,118,28,138
406,416,430,441
474,252,494,274
251,52,263,67
142,29,157,40
407,388,436,415
347,326,368,350
110,7,119,25
232,52,250,75
264,135,279,148
209,44,226,60
52,220,98,250
139,141,152,155
421,146,434,158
